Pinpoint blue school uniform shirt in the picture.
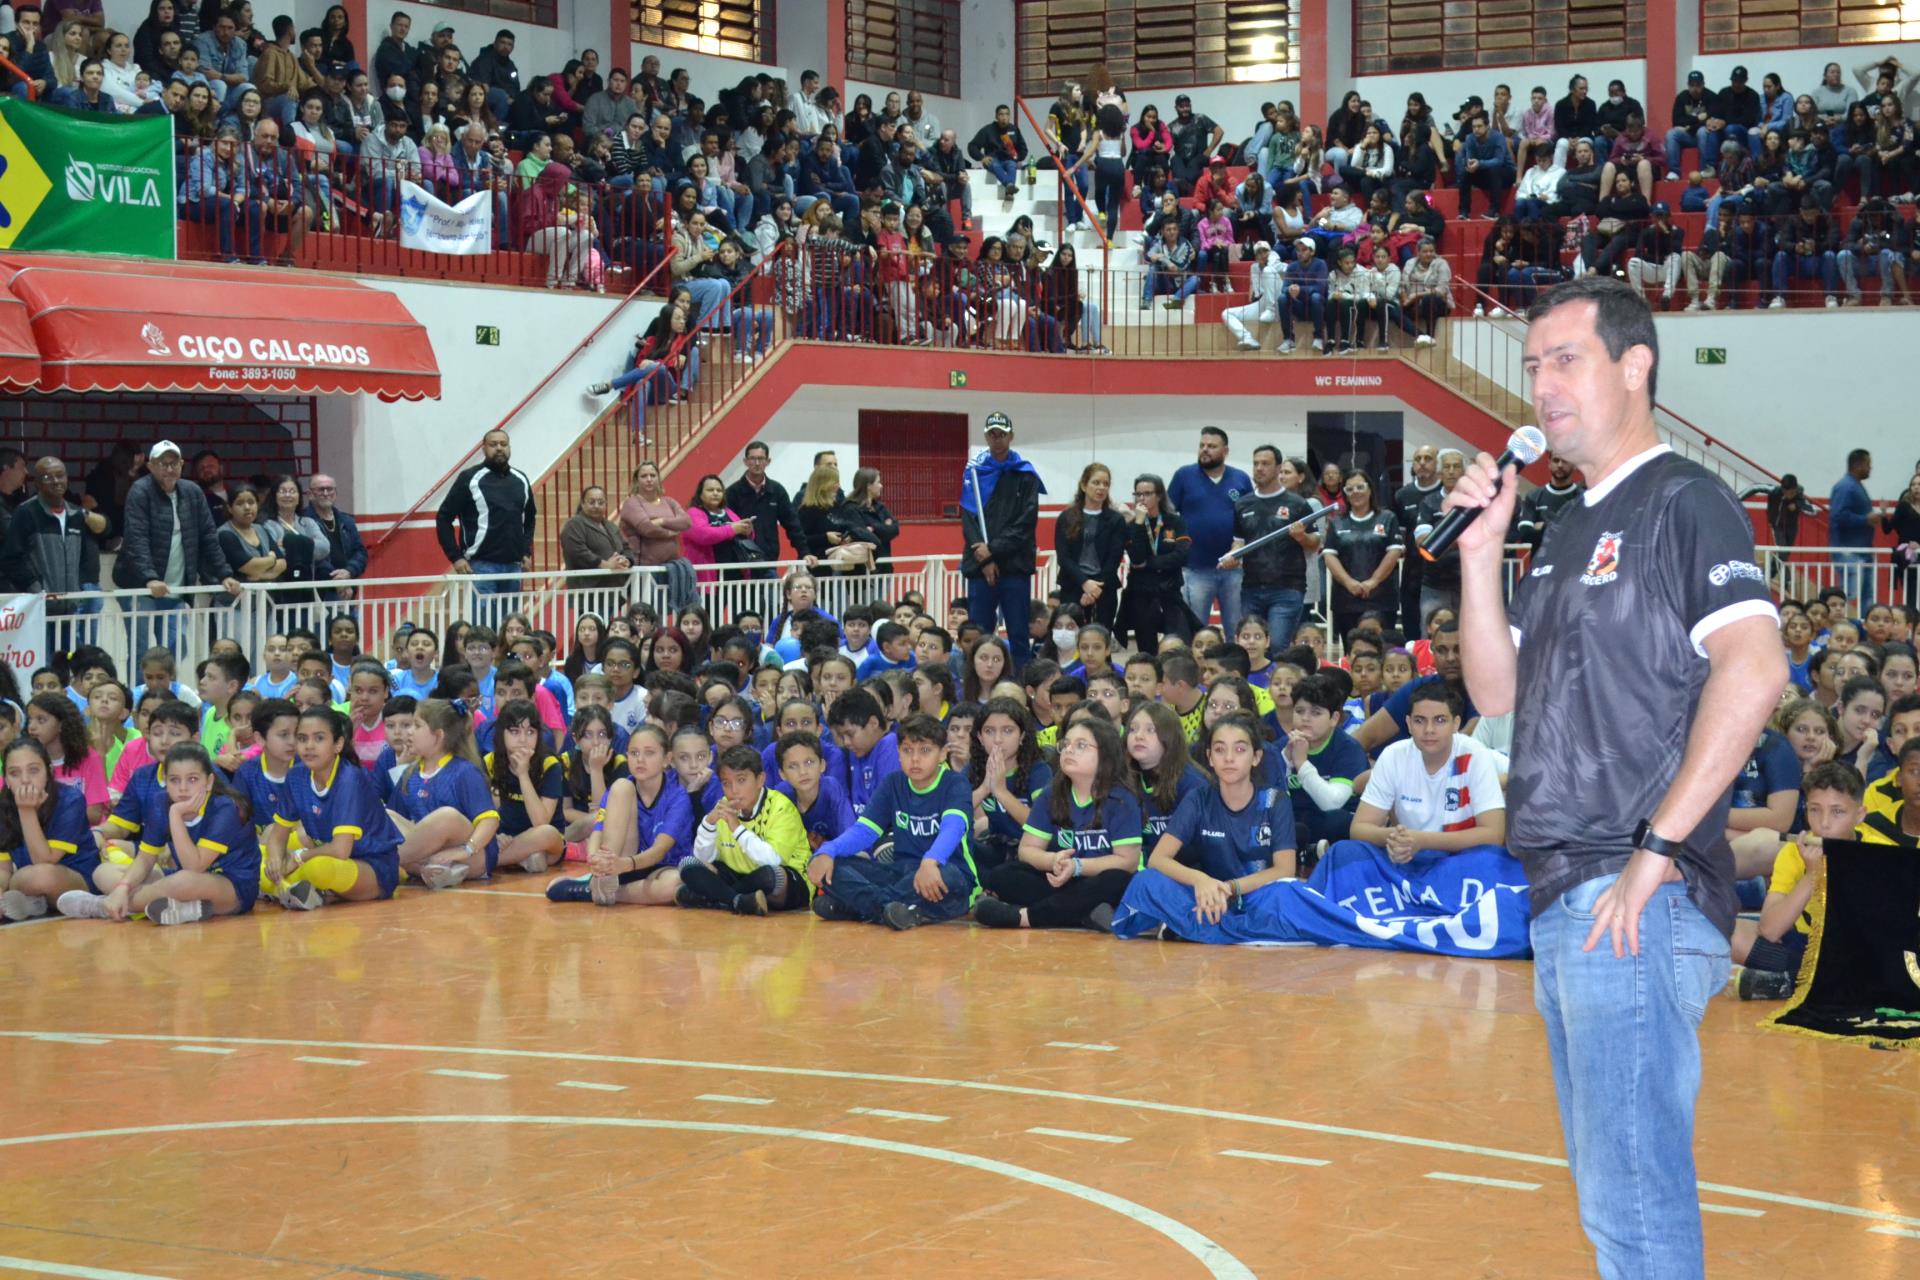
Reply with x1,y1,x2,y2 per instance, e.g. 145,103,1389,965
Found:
330,658,355,690
846,731,901,814
1162,782,1296,882
1140,762,1209,844
1289,730,1370,815
761,735,847,782
773,774,858,849
247,670,300,699
1023,787,1146,861
1785,653,1812,692
483,751,566,836
1732,730,1801,810
371,744,404,804
6,781,96,873
394,755,499,837
391,668,437,701
159,792,261,888
234,756,297,836
276,757,404,861
981,760,1053,843
847,764,976,867
855,651,916,680
623,775,696,867
543,673,576,719
473,667,498,717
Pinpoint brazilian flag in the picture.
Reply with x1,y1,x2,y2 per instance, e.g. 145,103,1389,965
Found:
0,96,174,259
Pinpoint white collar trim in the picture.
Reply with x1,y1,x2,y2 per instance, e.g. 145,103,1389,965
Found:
1582,443,1671,506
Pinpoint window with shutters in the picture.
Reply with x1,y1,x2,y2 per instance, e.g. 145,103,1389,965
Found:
632,0,767,63
850,0,962,97
1355,1,1645,76
1015,0,1300,97
1702,0,1920,53
426,0,559,26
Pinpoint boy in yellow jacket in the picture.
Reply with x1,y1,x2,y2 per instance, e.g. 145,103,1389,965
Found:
681,745,814,915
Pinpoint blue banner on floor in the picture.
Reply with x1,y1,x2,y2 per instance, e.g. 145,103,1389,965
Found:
1112,843,1534,957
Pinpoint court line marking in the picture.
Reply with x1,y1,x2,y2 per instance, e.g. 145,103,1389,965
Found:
1047,1042,1119,1052
1868,1225,1920,1240
698,1094,773,1106
849,1107,949,1124
4,1031,1912,1231
168,1046,233,1056
1424,1172,1541,1192
427,1068,508,1081
0,1116,1253,1280
1028,1127,1129,1145
1701,1205,1767,1218
294,1056,367,1067
28,1036,109,1046
1220,1148,1331,1168
556,1080,626,1093
0,1255,172,1279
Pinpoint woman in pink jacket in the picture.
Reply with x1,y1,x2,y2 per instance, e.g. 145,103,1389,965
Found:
682,473,756,583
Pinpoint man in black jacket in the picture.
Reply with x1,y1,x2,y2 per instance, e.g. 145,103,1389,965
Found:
961,413,1043,664
112,440,240,655
967,106,1028,199
467,28,521,123
436,429,536,609
725,440,807,574
4,457,103,652
301,472,368,602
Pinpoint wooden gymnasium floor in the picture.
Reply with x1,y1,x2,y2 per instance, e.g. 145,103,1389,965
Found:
1,878,1916,1280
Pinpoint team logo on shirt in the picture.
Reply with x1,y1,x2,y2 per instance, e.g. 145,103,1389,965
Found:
1708,560,1764,586
1580,531,1623,586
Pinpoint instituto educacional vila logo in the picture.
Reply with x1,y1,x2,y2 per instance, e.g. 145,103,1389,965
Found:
0,99,173,258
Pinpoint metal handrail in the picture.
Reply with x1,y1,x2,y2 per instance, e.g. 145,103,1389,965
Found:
1013,95,1111,333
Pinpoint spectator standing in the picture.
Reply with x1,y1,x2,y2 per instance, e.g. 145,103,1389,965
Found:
2,457,103,651
1830,448,1876,607
1119,473,1193,651
1394,444,1441,637
1881,471,1920,604
435,429,536,604
1739,474,1816,550
960,413,1043,664
1167,426,1253,635
1224,447,1319,657
0,450,29,509
109,440,240,653
301,472,366,600
724,440,807,571
1053,463,1127,631
619,461,695,611
559,485,633,588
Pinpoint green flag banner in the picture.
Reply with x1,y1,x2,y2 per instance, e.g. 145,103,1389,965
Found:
0,97,175,259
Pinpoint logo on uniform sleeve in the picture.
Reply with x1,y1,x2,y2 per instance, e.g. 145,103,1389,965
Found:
1580,530,1623,586
1708,560,1764,586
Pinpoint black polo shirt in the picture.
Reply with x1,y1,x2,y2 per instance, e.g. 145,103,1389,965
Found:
1507,446,1777,938
1232,487,1315,591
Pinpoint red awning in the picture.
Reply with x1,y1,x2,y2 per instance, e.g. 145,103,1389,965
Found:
0,290,41,390
0,254,440,401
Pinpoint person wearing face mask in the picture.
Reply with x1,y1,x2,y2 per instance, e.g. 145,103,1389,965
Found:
436,428,536,605
1595,78,1643,145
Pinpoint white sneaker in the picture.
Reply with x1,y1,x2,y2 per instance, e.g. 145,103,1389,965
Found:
419,862,470,891
1824,294,1838,308
1311,338,1326,353
1704,295,1718,310
1279,339,1296,353
1472,304,1486,316
147,897,210,926
1415,333,1436,347
1236,340,1259,351
0,888,46,920
279,881,324,910
1684,298,1702,311
1489,307,1509,318
1767,296,1786,309
1879,293,1894,307
56,891,109,919
586,381,612,396
1842,294,1860,307
1664,171,1681,181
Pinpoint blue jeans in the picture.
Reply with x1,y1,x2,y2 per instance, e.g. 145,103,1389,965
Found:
50,585,103,654
1058,164,1092,224
1241,585,1304,657
1279,290,1327,341
733,303,774,356
967,571,1033,666
983,157,1018,188
469,557,523,595
682,277,732,331
1143,267,1199,304
1837,247,1897,298
819,854,974,924
1834,548,1877,607
1532,875,1729,1280
1181,565,1241,635
1770,249,1837,298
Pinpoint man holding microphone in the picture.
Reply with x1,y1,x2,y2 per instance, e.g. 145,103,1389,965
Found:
1441,276,1785,1280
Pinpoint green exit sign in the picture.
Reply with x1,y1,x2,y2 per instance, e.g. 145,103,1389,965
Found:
475,325,501,346
1695,347,1727,365
949,370,968,388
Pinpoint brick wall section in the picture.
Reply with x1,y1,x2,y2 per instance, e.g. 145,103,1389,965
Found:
0,393,316,491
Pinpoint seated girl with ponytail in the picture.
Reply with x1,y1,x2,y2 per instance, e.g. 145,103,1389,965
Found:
0,739,102,921
547,723,693,907
55,743,261,926
483,698,567,873
264,707,405,910
682,744,814,915
390,698,505,890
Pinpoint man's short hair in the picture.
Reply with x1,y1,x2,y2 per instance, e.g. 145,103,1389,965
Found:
1204,643,1251,676
1292,674,1346,717
1803,760,1865,800
826,687,886,730
1407,678,1464,718
1162,652,1201,687
1523,274,1661,402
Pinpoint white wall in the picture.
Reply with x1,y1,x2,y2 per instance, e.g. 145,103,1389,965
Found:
1351,59,1647,132
961,0,1016,111
1692,44,1920,101
634,44,787,100
781,0,828,90
318,279,658,520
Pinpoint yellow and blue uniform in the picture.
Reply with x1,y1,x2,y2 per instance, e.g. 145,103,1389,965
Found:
1,782,100,883
483,751,566,837
1865,770,1901,823
394,755,499,872
154,793,262,913
103,763,170,867
274,757,403,898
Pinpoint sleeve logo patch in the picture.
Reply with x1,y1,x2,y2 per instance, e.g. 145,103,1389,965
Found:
1708,560,1764,586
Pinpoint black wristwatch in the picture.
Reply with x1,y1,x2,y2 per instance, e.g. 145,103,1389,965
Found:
1631,819,1685,859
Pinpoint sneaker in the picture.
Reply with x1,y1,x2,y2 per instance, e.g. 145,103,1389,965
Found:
1472,304,1486,317
1279,339,1296,353
1311,338,1326,353
1843,293,1860,307
812,892,860,922
1684,298,1702,311
1704,295,1718,310
147,897,209,927
1664,171,1681,182
1767,296,1786,309
1300,839,1329,879
881,900,924,931
590,874,620,907
521,851,548,874
732,889,769,917
418,862,469,891
973,896,1022,929
1085,902,1116,934
1236,340,1259,351
1139,299,1153,310
1490,307,1509,318
280,881,324,911
1736,967,1795,1001
1414,333,1436,347
586,381,612,396
674,884,699,909
1824,294,1838,308
1163,296,1183,309
1879,293,1894,307
0,889,46,921
56,891,109,919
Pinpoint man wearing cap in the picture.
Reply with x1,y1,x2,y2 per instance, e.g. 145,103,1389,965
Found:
1224,242,1286,351
112,442,241,654
414,21,463,87
1697,66,1761,168
1665,70,1716,179
1166,94,1222,193
1627,200,1686,305
960,414,1043,664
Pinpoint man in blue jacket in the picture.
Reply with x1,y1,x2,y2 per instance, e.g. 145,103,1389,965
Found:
1167,426,1253,637
1829,448,1876,608
1278,237,1330,354
961,413,1043,665
798,133,860,225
